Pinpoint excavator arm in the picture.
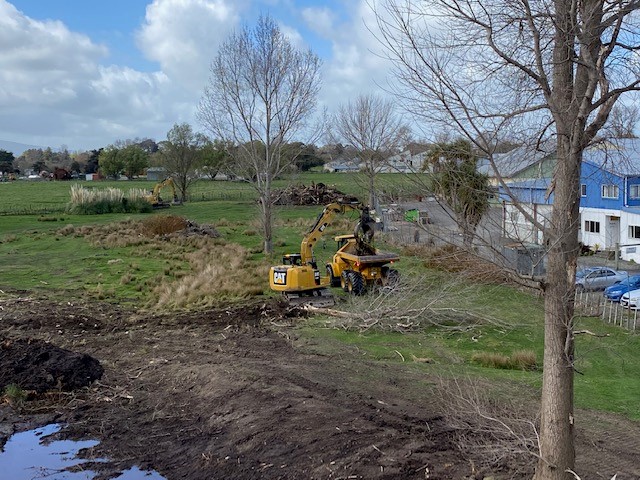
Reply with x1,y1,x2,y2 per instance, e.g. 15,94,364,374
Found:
147,177,181,208
299,201,374,265
269,199,392,306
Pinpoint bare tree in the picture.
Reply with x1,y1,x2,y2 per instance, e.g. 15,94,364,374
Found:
158,123,206,202
331,94,410,209
198,15,322,254
605,103,639,139
372,1,640,479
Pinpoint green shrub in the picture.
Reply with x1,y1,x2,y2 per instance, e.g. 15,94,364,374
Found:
4,383,27,408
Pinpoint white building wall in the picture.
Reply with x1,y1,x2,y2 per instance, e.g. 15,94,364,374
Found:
580,207,640,262
579,208,612,251
503,203,552,245
619,211,640,262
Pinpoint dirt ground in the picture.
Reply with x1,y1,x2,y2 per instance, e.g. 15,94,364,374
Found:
1,293,640,480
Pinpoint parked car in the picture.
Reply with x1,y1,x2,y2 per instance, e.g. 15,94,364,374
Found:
620,288,640,309
575,267,629,291
603,275,640,302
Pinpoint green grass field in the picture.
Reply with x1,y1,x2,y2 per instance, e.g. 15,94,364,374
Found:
1,173,639,420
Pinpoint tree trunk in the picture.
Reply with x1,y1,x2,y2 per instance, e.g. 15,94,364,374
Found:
368,170,376,210
261,192,273,255
534,143,581,480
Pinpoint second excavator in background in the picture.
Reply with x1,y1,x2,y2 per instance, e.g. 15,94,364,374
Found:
146,178,182,209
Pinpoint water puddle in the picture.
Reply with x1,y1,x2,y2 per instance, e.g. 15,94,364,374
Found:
0,424,165,480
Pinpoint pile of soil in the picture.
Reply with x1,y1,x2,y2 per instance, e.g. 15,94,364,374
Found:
272,182,359,205
0,338,103,393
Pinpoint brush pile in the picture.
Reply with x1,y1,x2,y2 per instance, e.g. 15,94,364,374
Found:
272,183,358,206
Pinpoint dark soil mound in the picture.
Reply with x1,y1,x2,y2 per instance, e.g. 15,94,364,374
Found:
0,338,103,393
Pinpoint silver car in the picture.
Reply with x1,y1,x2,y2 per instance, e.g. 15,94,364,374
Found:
575,267,629,292
620,288,640,309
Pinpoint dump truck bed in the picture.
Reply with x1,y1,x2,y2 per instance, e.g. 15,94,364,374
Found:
337,251,400,265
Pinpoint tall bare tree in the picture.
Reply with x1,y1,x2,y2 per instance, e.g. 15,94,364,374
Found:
331,94,410,209
198,14,322,254
158,123,206,202
372,1,640,479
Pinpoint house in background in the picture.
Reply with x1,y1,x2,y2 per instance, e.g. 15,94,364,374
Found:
146,167,167,182
500,178,553,245
477,141,555,186
499,138,640,262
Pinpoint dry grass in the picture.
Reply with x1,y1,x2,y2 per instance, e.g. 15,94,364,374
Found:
141,215,188,236
67,185,151,214
471,350,537,370
404,244,512,285
56,218,269,310
153,243,270,309
438,376,538,473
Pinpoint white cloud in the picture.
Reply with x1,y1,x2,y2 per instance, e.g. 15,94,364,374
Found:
320,1,394,109
136,0,241,92
301,7,334,35
1,0,312,151
0,0,228,150
0,0,402,151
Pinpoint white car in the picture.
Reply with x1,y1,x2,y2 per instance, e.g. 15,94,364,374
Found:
620,288,640,309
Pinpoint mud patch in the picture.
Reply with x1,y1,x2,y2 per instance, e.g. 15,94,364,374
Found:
0,338,103,393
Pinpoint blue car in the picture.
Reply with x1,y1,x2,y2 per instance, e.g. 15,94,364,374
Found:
603,275,640,302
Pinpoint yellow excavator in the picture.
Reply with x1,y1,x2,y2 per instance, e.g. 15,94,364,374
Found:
145,178,182,209
269,200,400,306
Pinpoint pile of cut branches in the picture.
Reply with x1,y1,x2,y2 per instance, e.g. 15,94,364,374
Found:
272,183,358,205
411,245,513,285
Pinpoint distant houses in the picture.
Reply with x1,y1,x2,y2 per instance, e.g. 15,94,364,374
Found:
499,138,640,262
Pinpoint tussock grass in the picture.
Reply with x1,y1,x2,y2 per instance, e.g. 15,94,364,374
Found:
153,242,269,309
3,383,27,409
67,185,152,214
472,350,538,370
57,217,267,309
141,215,188,236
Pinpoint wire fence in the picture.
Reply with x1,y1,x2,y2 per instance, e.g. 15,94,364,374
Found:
574,290,638,332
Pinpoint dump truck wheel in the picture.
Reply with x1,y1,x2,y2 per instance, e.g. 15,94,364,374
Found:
341,270,350,292
383,268,400,287
347,271,365,295
326,265,340,287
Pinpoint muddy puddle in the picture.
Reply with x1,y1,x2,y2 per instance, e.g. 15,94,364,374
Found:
0,424,165,480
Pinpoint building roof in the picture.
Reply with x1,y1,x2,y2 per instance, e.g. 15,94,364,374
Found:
583,138,640,176
477,141,555,178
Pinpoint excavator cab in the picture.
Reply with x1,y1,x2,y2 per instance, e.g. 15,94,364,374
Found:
282,253,302,266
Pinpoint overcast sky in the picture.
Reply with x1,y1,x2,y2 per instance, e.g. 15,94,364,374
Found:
0,0,396,152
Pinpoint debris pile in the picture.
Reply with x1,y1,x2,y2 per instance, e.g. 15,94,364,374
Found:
180,220,221,238
272,183,358,206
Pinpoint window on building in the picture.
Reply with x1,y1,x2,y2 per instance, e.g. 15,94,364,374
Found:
630,225,640,239
584,220,600,233
601,184,619,199
630,184,640,199
581,184,587,197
